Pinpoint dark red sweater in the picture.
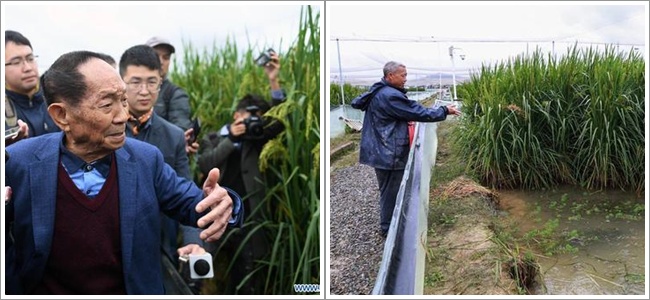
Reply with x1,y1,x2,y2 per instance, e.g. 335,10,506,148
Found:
33,158,126,294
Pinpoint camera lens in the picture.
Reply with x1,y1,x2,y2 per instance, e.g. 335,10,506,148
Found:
193,259,211,276
250,124,263,136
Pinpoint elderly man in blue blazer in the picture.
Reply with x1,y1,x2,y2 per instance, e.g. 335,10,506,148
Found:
4,50,242,295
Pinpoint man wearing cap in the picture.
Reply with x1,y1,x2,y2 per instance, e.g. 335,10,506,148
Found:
145,36,193,132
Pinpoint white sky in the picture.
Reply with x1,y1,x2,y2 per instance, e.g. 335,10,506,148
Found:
2,1,321,73
328,1,648,85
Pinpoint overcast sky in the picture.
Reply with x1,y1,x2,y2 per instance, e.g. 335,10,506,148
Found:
2,1,646,87
2,1,319,73
328,1,647,85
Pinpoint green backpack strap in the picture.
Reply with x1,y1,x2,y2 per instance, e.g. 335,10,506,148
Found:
5,94,18,128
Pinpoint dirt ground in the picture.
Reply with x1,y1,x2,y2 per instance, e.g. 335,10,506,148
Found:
423,120,531,295
424,177,522,295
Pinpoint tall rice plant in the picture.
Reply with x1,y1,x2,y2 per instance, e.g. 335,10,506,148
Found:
572,47,645,192
455,45,644,194
171,6,320,294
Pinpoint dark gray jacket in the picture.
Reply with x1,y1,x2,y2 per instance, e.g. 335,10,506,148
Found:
352,79,448,170
154,79,192,130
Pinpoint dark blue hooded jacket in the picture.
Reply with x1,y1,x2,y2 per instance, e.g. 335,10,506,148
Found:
5,88,59,136
351,79,448,170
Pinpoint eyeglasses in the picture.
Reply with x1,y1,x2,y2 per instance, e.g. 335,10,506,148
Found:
5,55,38,67
126,80,161,93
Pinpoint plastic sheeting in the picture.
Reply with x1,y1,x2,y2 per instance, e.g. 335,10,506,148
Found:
373,102,442,295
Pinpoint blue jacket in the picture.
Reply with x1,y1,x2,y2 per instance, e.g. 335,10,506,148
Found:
4,132,239,294
351,79,448,170
4,88,59,135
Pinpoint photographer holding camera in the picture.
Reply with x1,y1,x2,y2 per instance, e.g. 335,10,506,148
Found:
197,49,285,294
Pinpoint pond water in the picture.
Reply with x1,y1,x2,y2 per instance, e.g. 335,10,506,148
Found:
498,186,645,295
329,105,365,139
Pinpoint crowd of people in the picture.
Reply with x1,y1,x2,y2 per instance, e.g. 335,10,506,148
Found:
4,29,454,296
4,30,285,295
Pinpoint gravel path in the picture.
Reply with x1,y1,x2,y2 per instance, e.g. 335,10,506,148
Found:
329,163,385,295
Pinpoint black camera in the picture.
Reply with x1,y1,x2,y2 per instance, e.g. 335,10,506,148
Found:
188,118,201,144
243,105,264,139
254,48,275,67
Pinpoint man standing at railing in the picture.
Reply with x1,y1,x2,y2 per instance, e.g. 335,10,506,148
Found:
351,61,460,237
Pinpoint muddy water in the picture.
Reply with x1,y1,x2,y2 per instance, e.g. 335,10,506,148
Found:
498,186,645,295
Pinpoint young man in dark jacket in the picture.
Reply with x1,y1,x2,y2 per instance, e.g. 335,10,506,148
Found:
351,61,460,237
119,45,211,278
4,30,58,144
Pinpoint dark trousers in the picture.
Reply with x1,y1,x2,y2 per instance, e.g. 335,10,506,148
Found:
374,168,405,233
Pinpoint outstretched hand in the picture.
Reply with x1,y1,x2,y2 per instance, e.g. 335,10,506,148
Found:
446,105,461,116
195,168,233,242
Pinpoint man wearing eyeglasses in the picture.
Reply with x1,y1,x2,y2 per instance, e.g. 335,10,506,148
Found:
119,45,223,293
4,30,59,145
